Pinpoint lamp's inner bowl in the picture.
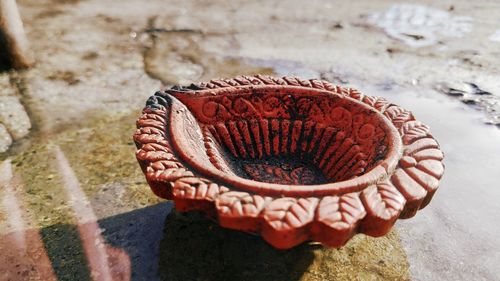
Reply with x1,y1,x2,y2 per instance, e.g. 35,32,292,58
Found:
204,116,386,185
173,87,393,186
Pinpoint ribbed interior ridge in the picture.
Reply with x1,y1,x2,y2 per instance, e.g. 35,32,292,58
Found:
204,118,372,182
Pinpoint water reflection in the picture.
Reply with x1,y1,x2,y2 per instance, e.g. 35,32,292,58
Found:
0,160,57,281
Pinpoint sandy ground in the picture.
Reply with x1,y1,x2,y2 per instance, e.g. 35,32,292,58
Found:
1,0,499,280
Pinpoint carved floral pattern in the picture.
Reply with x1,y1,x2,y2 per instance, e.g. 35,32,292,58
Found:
134,75,445,249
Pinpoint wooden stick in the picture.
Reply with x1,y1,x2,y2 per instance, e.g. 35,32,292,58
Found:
0,0,33,69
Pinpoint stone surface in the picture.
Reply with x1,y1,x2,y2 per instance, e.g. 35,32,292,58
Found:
134,75,445,249
0,95,31,139
0,72,31,152
0,123,13,152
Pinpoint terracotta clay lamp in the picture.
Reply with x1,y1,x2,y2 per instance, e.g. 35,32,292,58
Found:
134,75,444,249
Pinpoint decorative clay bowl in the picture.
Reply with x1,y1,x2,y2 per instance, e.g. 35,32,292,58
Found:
134,75,444,249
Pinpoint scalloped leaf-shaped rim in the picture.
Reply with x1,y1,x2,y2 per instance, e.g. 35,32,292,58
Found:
134,75,445,249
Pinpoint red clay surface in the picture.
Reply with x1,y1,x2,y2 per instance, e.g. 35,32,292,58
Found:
134,75,445,249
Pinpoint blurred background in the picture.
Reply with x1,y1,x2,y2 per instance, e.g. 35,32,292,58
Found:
0,0,499,280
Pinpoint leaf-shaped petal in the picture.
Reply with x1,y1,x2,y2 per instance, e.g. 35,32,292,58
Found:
360,182,405,236
262,197,319,249
172,178,228,215
417,160,445,179
136,143,175,162
384,105,415,129
151,167,193,182
312,193,366,247
404,138,439,155
136,117,165,131
150,160,182,171
137,111,166,123
391,169,427,218
362,96,391,113
401,121,431,145
133,127,166,145
347,88,363,100
394,127,444,215
413,148,444,161
215,191,271,232
405,166,440,208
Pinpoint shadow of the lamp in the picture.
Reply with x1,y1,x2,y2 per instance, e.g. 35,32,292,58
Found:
158,211,314,281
